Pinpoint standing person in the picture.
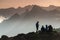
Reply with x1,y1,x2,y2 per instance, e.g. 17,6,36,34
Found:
48,25,53,32
36,21,39,32
45,25,48,32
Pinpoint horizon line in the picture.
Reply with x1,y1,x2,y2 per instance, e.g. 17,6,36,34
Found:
0,4,60,9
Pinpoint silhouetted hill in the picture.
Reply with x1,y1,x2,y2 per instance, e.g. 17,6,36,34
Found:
55,28,60,32
0,31,60,40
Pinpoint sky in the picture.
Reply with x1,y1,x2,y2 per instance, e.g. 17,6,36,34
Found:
0,0,60,8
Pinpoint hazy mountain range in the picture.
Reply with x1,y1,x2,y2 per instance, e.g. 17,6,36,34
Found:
0,5,60,18
0,5,60,37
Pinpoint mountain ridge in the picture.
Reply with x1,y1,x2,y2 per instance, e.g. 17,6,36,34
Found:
0,5,60,18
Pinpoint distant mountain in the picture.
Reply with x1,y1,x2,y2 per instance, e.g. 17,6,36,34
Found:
23,5,60,22
8,13,21,20
23,5,48,18
0,7,16,18
0,5,60,18
0,5,33,18
16,5,33,14
42,5,60,11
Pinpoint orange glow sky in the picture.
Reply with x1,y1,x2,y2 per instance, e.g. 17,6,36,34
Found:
0,0,60,8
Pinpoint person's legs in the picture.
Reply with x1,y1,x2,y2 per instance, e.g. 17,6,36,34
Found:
37,26,38,31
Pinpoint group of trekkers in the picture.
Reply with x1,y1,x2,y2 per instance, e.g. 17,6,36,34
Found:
36,21,53,32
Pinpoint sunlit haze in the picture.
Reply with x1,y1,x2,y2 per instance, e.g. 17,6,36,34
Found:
0,16,6,23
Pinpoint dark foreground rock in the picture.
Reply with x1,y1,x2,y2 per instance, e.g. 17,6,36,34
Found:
0,31,60,40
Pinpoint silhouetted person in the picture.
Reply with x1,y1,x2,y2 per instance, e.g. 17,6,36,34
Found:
36,21,39,32
48,25,53,32
45,25,48,32
41,25,45,32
